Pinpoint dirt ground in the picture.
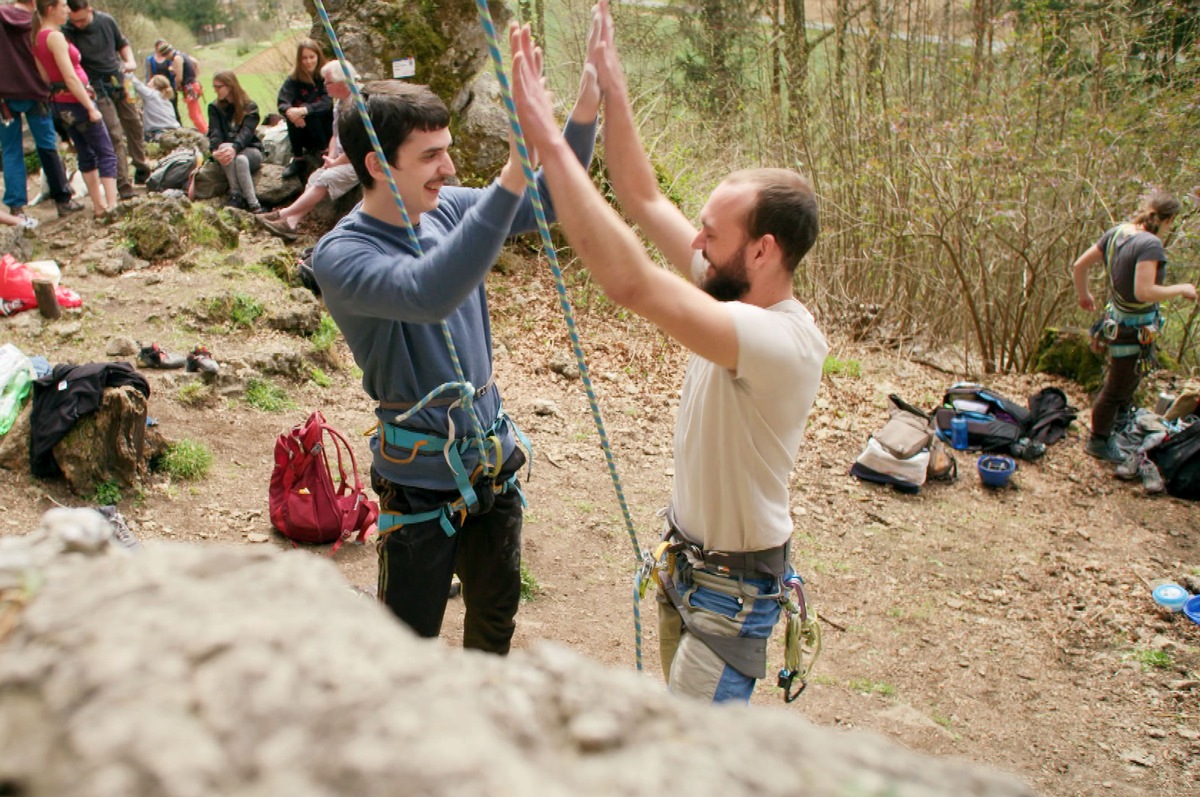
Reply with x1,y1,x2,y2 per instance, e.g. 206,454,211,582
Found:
1,193,1198,797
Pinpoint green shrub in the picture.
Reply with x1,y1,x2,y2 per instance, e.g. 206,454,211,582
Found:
206,292,264,329
160,439,213,481
519,563,540,602
246,378,297,413
310,368,333,387
92,480,123,506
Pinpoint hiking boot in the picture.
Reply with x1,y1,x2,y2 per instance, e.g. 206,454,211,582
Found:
281,159,305,181
247,200,264,214
1114,452,1142,481
1139,458,1165,495
1010,437,1046,462
133,167,151,186
259,214,298,242
56,199,84,217
186,346,219,374
137,343,186,369
224,192,248,210
1084,436,1123,463
118,186,135,201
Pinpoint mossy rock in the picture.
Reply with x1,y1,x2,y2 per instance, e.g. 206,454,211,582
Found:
1032,327,1104,393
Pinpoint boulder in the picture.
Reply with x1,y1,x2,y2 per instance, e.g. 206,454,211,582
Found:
0,513,1036,797
253,163,304,208
0,403,32,471
191,161,228,200
54,386,149,493
156,128,209,155
1032,327,1104,394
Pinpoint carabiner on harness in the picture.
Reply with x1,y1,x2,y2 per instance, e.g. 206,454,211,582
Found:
778,573,821,703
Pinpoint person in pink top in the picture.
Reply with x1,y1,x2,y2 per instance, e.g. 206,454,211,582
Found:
31,0,117,218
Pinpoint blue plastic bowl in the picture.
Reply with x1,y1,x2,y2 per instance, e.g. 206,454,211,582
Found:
1185,595,1200,626
1152,583,1191,612
977,454,1016,488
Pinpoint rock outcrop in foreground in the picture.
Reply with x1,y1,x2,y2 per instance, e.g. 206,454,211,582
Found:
0,510,1036,797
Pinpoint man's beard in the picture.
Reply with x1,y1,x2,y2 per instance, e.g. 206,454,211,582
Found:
699,244,750,302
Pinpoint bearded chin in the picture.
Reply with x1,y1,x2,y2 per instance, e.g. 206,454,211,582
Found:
702,270,750,302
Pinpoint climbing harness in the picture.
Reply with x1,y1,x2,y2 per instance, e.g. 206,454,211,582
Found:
651,518,822,700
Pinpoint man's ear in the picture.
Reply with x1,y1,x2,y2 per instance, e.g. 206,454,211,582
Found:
365,151,390,181
752,234,779,270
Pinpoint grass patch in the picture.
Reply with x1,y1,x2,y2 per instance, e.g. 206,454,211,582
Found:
823,355,862,378
849,678,896,697
520,562,540,602
92,480,123,506
246,378,297,413
311,313,339,353
159,439,213,481
310,368,333,387
206,292,264,329
1130,648,1173,671
176,381,211,406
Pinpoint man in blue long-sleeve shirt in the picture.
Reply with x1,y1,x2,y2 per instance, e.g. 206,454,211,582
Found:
313,64,599,653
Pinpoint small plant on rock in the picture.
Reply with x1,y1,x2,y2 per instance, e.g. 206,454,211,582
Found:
92,480,123,506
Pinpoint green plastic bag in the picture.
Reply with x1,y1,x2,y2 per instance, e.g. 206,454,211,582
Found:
0,343,34,436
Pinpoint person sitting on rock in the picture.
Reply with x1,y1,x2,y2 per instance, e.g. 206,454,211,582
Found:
276,39,333,182
207,70,263,213
259,60,357,241
133,75,180,142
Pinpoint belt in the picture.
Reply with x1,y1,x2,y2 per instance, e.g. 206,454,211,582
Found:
665,510,791,579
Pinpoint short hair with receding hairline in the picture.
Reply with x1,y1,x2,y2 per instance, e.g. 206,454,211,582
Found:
722,168,819,273
338,81,451,190
321,59,355,83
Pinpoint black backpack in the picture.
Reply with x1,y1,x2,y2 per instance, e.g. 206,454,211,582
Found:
933,383,1029,452
1150,422,1200,500
146,148,201,193
1025,387,1078,445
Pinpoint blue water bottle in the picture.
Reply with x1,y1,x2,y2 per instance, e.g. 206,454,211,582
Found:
950,416,969,450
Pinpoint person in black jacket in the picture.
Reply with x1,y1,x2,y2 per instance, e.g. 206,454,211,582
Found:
276,39,332,182
207,70,263,212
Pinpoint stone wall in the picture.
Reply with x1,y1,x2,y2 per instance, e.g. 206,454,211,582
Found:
0,510,1037,797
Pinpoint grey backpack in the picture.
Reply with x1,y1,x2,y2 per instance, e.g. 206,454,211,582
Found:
146,148,201,193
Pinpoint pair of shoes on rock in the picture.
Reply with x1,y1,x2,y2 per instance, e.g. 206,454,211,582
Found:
137,343,219,374
1084,436,1123,463
56,199,84,217
1114,452,1165,494
259,214,298,242
281,159,306,181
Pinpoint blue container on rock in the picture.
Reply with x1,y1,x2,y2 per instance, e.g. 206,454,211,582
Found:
950,416,969,450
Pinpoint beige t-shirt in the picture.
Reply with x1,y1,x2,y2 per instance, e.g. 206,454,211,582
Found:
670,298,827,552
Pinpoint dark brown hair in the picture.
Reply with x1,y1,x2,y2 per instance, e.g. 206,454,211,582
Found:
290,40,326,84
1132,190,1181,235
722,168,820,273
339,81,451,190
211,70,251,128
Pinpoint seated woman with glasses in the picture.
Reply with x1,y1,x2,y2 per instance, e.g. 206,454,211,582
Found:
207,71,263,212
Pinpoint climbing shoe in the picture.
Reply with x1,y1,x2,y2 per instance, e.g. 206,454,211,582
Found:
1139,458,1165,495
1114,452,1142,481
186,346,219,375
1084,436,1123,463
137,343,185,369
1009,437,1046,462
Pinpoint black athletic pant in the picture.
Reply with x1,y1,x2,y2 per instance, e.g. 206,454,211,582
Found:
285,111,334,159
1091,354,1140,439
371,447,524,655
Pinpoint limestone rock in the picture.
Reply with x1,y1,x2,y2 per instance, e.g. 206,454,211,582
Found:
451,69,512,183
0,519,1036,797
253,163,303,208
246,347,308,381
266,299,323,335
157,128,209,154
105,336,138,357
54,386,148,493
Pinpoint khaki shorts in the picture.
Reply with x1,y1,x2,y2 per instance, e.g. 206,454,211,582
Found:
308,163,358,201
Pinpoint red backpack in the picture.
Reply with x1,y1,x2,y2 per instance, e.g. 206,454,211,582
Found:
269,411,378,553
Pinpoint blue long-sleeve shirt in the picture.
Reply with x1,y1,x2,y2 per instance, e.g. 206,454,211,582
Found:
313,118,596,490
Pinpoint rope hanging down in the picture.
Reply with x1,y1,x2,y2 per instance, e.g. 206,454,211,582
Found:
472,1,651,671
312,0,487,448
312,0,651,672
